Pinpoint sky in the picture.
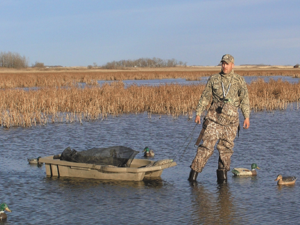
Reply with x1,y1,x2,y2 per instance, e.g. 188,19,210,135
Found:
1,0,299,67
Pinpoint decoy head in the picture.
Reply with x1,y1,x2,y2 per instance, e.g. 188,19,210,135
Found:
143,147,150,153
275,174,283,181
251,163,260,170
0,203,11,213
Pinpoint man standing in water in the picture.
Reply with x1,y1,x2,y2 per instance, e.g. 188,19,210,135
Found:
188,54,250,182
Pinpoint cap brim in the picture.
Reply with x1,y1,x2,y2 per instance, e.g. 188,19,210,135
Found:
220,60,230,64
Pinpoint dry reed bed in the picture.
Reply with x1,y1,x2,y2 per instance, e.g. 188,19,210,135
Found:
0,79,299,128
1,69,300,88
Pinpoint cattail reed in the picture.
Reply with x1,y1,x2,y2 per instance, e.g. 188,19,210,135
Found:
0,78,299,128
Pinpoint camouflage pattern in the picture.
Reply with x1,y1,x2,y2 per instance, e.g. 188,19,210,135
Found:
191,67,250,173
196,70,250,119
191,103,239,173
220,54,234,64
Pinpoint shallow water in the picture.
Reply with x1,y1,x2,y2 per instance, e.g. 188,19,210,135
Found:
0,105,300,224
97,75,300,87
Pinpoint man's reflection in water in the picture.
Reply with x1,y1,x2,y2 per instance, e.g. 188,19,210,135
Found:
190,182,243,224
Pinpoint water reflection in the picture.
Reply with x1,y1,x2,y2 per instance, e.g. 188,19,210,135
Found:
190,182,243,224
232,175,258,185
45,177,164,189
0,220,9,225
276,184,296,191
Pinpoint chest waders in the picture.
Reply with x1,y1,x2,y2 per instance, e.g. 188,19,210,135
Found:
189,76,235,184
216,78,232,183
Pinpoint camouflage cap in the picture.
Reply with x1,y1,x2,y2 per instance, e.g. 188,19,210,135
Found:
220,54,234,64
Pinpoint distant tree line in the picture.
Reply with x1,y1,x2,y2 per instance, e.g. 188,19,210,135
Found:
32,62,45,68
0,51,29,68
101,57,187,69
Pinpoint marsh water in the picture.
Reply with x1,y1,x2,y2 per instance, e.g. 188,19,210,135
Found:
1,102,300,224
97,75,300,87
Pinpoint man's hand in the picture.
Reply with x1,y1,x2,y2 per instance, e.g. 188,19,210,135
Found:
243,118,250,129
195,115,201,124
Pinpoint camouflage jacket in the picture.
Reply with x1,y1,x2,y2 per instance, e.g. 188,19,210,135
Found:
196,70,250,119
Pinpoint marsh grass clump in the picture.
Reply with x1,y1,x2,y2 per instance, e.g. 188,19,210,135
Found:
0,79,299,128
248,79,300,111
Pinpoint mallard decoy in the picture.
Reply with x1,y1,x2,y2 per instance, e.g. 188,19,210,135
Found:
232,163,260,176
143,147,154,157
28,156,43,166
275,175,296,185
0,203,11,221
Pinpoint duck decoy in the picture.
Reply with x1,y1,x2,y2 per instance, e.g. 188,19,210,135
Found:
275,174,296,185
143,147,154,157
232,163,260,176
0,203,11,221
28,156,43,166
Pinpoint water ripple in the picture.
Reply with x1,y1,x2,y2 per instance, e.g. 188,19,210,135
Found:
0,106,300,224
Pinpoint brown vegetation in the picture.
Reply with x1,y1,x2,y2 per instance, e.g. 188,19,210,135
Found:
1,68,300,89
248,79,300,111
0,79,299,128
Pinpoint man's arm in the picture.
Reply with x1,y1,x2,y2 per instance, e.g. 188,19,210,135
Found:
239,77,250,128
195,78,213,124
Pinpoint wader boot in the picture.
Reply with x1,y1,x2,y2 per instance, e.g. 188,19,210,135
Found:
188,169,198,182
216,157,227,183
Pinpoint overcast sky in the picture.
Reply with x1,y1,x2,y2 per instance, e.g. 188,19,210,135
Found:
1,0,299,66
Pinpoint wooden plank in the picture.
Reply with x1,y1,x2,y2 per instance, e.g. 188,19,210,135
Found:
51,164,59,177
45,164,52,176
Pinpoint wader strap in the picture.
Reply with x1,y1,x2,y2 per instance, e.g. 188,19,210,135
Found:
195,119,209,146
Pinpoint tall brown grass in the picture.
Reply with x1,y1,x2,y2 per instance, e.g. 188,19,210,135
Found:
1,69,299,89
248,79,300,111
0,79,299,128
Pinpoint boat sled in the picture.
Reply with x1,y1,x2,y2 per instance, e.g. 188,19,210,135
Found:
39,155,176,181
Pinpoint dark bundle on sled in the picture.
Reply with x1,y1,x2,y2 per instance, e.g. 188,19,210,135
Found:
58,146,139,167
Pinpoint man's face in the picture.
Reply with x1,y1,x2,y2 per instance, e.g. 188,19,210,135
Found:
221,61,234,74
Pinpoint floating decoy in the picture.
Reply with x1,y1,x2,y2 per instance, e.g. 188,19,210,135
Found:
143,147,155,157
28,156,43,166
0,203,11,221
275,174,296,185
232,163,260,176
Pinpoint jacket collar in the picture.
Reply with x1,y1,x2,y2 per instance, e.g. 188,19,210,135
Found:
220,69,234,77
